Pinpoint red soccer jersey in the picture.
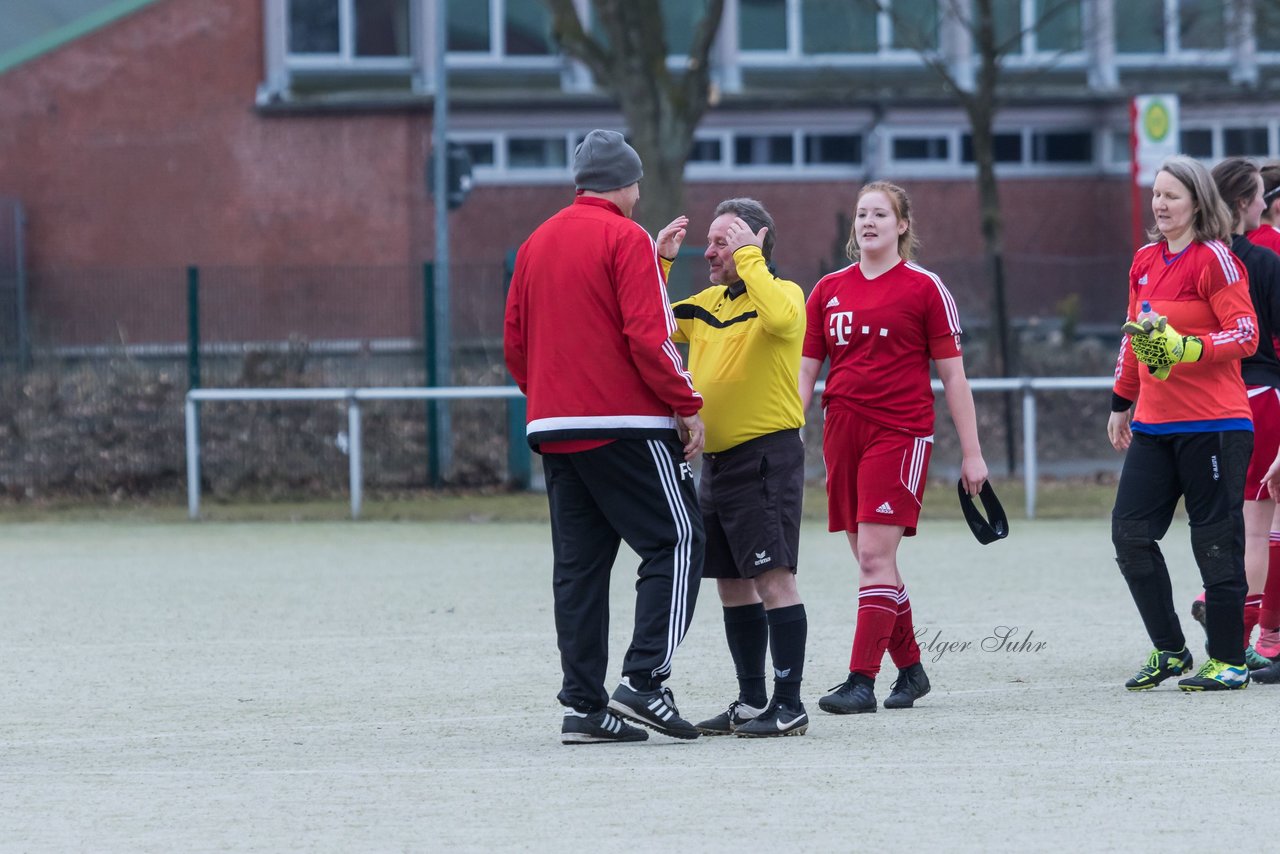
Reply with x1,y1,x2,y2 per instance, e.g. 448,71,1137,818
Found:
1113,240,1257,428
1248,225,1280,255
803,260,963,436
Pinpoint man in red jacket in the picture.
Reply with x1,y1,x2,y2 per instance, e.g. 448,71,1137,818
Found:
504,129,707,744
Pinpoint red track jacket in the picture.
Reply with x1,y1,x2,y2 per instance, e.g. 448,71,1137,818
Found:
504,196,701,450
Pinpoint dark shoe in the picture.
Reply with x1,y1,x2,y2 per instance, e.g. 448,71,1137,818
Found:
735,700,809,738
695,699,766,736
1178,658,1250,691
1244,645,1273,671
1124,648,1193,691
1253,659,1280,684
561,708,648,744
607,678,700,740
818,673,876,714
883,663,931,709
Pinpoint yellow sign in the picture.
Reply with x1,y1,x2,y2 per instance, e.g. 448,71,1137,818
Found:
1143,100,1171,143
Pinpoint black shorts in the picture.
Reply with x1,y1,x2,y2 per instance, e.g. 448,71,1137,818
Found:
700,429,804,579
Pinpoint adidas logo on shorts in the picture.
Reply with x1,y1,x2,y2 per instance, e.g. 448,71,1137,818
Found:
875,501,894,515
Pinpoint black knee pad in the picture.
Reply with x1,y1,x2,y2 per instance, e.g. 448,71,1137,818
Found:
1190,518,1243,588
1112,517,1158,581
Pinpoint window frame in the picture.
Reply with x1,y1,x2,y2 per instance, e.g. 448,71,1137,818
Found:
736,0,940,65
446,0,560,68
285,0,416,72
1112,0,1231,63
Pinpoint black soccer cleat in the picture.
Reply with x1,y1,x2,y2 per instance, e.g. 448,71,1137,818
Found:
818,673,877,714
1252,659,1280,684
695,699,766,736
561,708,648,745
1124,647,1193,690
883,662,931,709
734,700,809,737
608,678,700,740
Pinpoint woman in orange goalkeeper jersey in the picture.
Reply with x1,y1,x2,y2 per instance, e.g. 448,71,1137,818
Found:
1109,155,1258,692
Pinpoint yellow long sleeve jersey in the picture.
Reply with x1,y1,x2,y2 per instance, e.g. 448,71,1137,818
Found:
669,245,806,453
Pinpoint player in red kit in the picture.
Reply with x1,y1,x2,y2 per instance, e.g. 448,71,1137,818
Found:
1246,162,1280,255
1110,155,1257,692
799,181,989,714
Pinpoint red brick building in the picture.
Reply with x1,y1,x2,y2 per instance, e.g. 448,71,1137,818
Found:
2,0,1279,358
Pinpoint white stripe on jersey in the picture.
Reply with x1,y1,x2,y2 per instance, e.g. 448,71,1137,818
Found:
528,414,677,435
905,262,962,335
1206,240,1242,284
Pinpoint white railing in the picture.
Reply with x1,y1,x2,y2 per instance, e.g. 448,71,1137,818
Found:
185,376,1116,521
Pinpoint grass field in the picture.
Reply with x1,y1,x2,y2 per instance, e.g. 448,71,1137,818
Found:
0,509,1259,852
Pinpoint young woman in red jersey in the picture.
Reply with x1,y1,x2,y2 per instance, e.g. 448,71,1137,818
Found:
1188,158,1280,670
1246,162,1280,254
798,181,988,714
1109,155,1258,693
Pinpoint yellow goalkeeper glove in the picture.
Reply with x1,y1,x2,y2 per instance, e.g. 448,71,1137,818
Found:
1122,316,1203,381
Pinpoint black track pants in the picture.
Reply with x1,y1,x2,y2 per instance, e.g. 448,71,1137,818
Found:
543,438,705,711
1112,430,1251,666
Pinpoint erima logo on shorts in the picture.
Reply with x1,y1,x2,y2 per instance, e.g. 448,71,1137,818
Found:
876,502,894,514
754,550,771,566
1211,455,1219,481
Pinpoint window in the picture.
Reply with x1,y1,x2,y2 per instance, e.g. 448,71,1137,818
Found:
507,136,567,169
1181,128,1214,158
1115,0,1166,53
1031,131,1092,163
447,0,554,57
287,0,411,60
661,0,711,55
735,135,795,166
1260,0,1280,52
689,138,724,164
1223,127,1269,157
805,134,863,165
458,140,496,168
961,132,1023,163
738,0,936,56
1177,0,1224,50
1034,0,1083,53
801,0,877,54
893,135,949,161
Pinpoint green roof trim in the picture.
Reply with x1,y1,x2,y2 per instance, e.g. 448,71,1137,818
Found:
0,0,164,77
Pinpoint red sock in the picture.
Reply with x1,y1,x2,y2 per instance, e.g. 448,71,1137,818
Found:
849,585,898,678
1245,594,1264,647
1260,533,1280,632
888,585,921,668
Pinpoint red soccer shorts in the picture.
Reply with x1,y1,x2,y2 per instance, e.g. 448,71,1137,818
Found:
1246,385,1280,501
822,408,932,536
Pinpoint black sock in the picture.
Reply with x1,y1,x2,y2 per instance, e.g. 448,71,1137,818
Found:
724,603,768,707
767,603,807,705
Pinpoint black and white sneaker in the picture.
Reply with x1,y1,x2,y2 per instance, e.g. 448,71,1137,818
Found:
561,708,648,745
734,700,809,738
694,699,767,736
607,677,700,740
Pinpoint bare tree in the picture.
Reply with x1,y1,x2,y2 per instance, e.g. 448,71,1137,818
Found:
858,0,1080,473
543,0,725,234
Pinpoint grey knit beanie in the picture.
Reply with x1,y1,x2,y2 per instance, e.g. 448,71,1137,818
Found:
573,129,643,191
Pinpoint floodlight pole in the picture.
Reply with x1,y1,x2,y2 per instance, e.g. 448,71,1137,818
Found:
431,0,452,482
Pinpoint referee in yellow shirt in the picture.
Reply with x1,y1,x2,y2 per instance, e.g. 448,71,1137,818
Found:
658,198,809,737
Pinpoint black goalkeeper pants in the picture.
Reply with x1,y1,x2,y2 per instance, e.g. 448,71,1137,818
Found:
1112,430,1251,666
543,438,704,712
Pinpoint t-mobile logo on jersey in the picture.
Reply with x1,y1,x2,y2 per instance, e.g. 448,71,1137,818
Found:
829,311,855,346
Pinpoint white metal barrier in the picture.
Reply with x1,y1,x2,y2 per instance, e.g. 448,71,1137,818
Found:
185,377,1116,521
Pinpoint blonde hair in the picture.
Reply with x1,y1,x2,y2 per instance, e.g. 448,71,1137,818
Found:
1149,155,1233,244
846,181,920,262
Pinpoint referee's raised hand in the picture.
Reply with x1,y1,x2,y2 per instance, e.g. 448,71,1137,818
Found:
724,216,767,254
677,412,705,460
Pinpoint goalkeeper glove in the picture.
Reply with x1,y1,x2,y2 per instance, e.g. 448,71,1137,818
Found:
1122,316,1203,381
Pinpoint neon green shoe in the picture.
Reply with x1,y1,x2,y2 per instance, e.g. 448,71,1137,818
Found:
1178,658,1250,692
1125,648,1194,690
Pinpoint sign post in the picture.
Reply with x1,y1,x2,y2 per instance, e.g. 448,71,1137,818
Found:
1131,94,1180,250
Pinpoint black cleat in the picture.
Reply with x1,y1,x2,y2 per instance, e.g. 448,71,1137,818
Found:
1252,659,1280,684
818,673,876,714
883,662,931,709
1125,647,1193,690
694,699,766,736
735,700,809,738
608,678,700,740
561,708,648,744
